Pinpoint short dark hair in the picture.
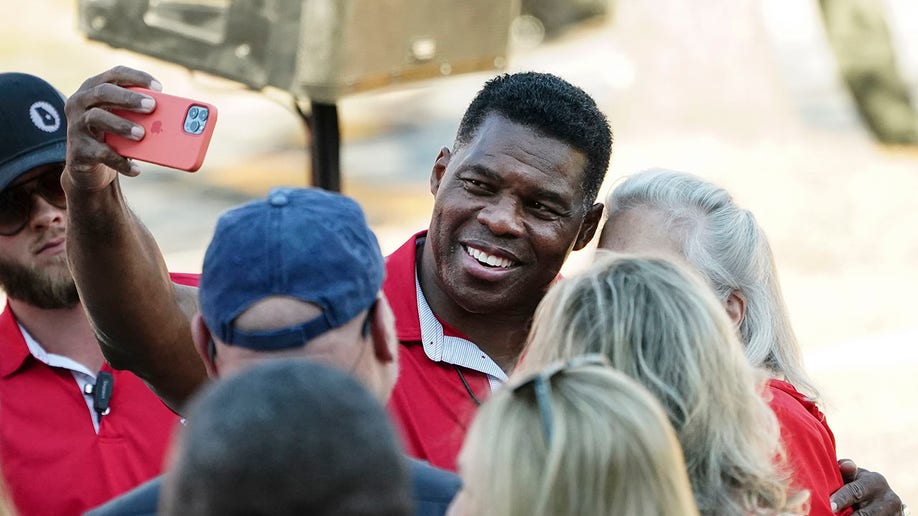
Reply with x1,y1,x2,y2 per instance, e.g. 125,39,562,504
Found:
162,360,412,516
455,72,613,209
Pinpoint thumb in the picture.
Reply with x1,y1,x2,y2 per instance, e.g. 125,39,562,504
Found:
838,458,859,483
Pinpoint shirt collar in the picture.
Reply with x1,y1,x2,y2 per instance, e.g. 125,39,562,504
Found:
21,323,95,377
0,302,100,379
415,264,507,383
0,304,31,378
384,231,426,343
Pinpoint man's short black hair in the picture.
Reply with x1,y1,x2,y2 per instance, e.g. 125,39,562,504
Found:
455,72,613,209
162,360,412,516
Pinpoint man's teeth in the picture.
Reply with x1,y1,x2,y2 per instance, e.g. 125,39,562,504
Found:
465,246,513,268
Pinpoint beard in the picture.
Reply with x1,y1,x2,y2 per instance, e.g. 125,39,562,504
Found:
0,253,79,309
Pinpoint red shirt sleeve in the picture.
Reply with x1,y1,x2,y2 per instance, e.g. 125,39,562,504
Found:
168,272,200,287
768,380,851,516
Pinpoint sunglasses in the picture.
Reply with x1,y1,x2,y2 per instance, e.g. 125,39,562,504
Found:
0,166,67,236
510,354,609,443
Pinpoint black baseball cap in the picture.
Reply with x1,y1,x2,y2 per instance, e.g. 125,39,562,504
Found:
0,73,68,192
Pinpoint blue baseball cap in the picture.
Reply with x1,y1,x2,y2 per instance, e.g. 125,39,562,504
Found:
0,73,68,192
199,188,384,350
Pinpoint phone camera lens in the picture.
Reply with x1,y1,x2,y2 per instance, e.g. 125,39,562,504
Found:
190,120,201,133
189,107,200,119
198,108,208,121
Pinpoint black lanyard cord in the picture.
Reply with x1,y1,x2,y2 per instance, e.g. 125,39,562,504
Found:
454,365,483,406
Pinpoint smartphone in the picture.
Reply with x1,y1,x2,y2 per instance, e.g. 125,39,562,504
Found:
106,87,218,172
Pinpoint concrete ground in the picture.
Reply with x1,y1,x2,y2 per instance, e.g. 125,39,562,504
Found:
3,0,916,506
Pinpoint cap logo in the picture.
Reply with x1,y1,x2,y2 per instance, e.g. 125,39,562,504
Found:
29,101,61,133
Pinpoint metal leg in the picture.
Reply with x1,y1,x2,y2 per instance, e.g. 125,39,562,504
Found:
301,101,341,191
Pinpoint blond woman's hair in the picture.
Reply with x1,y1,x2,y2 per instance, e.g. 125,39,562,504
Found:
0,473,16,516
519,255,806,516
605,168,818,399
458,359,699,516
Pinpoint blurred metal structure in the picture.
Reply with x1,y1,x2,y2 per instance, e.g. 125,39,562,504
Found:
819,0,918,145
77,0,519,190
521,0,612,39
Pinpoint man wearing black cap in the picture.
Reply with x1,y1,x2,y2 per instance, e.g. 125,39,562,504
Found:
0,73,192,516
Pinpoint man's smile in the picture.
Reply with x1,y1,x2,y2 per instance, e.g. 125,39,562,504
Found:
463,245,517,269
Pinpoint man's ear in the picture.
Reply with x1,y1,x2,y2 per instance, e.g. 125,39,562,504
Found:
191,313,220,378
430,147,451,195
573,203,604,251
724,290,747,330
369,297,397,365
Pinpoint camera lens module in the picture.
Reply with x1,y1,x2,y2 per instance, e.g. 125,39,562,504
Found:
184,105,209,135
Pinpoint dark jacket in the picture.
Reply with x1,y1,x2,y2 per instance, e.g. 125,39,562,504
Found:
83,457,460,516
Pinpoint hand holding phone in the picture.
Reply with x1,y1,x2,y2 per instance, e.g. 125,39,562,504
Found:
105,87,218,172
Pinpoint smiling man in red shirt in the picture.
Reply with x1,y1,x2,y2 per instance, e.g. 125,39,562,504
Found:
60,68,613,474
383,73,612,470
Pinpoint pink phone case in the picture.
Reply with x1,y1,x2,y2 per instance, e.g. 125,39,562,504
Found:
106,87,218,172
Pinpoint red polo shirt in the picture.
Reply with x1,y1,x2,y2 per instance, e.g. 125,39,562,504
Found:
768,379,850,516
384,232,493,472
0,273,198,516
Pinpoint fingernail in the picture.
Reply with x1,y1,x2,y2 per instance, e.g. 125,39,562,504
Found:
140,97,155,112
149,80,163,92
128,164,143,177
131,125,145,140
830,502,837,512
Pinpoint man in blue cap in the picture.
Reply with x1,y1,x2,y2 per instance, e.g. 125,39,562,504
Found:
87,187,459,516
0,72,187,515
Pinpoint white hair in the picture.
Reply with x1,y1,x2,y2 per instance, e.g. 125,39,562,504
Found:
605,168,818,399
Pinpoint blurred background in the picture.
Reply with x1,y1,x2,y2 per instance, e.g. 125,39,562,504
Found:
2,0,916,504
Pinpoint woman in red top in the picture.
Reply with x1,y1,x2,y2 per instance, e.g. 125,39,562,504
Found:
597,168,846,516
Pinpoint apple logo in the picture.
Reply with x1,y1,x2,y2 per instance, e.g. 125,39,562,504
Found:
151,120,163,134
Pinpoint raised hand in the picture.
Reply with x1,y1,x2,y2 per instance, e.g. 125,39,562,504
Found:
63,66,161,192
